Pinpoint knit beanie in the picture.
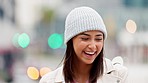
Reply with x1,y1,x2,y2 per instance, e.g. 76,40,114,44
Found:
64,6,107,44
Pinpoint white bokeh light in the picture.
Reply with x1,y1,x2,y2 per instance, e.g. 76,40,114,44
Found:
126,19,137,33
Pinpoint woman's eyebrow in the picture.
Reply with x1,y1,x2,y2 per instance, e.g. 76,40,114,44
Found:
96,34,103,36
79,33,90,36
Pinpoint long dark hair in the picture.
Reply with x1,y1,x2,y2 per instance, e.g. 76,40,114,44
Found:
63,39,104,83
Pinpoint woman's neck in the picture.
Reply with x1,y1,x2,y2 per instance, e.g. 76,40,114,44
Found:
73,60,92,83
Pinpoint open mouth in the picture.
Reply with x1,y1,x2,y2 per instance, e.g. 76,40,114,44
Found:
84,51,96,56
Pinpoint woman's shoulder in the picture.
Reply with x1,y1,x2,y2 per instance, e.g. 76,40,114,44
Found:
39,66,63,83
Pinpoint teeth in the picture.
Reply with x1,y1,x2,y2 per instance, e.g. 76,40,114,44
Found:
85,52,95,55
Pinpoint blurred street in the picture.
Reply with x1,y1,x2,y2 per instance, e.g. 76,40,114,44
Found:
127,64,148,83
1,55,148,83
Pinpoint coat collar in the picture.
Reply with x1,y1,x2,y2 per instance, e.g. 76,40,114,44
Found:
54,58,115,82
103,58,115,74
54,65,64,82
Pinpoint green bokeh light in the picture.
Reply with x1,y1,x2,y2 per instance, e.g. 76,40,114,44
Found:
12,33,20,48
18,33,30,48
48,33,63,49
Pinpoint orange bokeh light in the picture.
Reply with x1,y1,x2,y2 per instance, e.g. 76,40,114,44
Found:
40,67,51,77
27,67,39,80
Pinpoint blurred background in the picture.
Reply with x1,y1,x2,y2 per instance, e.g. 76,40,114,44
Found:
0,0,148,83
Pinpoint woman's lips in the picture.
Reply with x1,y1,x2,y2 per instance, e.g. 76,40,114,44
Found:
83,51,96,59
85,51,95,55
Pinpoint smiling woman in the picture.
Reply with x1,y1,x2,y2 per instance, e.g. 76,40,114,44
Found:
39,6,128,83
72,30,103,64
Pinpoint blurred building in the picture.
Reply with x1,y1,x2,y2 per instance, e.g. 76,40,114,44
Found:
0,0,16,82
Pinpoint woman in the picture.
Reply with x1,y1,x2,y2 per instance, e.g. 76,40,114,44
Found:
39,6,128,83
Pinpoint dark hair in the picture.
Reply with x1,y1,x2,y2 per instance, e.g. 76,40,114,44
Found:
63,39,104,83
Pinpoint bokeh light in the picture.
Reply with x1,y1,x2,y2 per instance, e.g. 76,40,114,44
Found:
48,33,63,49
40,67,52,77
27,67,39,80
126,19,137,33
12,33,20,47
18,33,30,48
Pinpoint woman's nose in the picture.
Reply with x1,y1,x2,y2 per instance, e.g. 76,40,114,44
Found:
88,41,97,50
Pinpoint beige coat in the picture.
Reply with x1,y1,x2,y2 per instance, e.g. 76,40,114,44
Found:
39,58,128,83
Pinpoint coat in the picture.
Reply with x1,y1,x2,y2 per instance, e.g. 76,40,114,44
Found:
39,57,128,83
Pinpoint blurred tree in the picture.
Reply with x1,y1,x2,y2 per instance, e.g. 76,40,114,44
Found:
41,8,55,24
34,7,55,54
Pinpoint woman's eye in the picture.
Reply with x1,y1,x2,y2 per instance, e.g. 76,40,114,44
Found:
96,38,102,41
81,38,89,40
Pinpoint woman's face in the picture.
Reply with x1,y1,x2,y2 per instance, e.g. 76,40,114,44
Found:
72,30,104,64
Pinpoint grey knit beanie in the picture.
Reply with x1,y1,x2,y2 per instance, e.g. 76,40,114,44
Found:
64,6,107,44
